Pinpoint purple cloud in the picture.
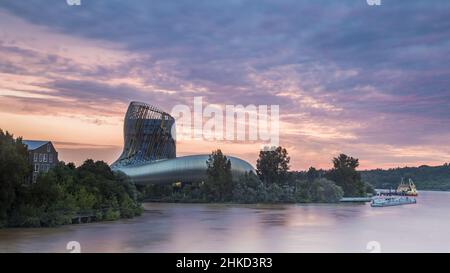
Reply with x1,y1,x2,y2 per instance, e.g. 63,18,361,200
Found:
1,0,450,169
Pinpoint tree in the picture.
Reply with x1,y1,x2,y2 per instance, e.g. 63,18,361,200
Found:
326,154,365,197
0,129,144,228
332,154,360,169
360,163,450,191
6,157,142,227
204,149,233,201
307,178,344,203
256,146,290,184
293,177,343,203
0,130,30,226
232,172,265,203
306,167,319,183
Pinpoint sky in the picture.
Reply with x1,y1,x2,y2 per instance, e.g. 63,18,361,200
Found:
0,0,449,170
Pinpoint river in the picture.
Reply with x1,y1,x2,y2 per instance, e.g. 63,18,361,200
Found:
0,191,449,252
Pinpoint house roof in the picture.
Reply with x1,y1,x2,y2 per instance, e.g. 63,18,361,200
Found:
22,140,50,151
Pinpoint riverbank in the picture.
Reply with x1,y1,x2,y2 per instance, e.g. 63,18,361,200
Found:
1,159,143,228
0,191,447,252
138,176,346,204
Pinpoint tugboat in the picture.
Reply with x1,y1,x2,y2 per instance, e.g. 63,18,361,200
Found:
397,178,418,196
371,195,416,207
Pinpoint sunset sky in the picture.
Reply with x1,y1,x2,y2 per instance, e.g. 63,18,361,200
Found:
1,0,449,170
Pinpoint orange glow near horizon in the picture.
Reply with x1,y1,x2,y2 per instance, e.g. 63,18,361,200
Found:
2,109,448,171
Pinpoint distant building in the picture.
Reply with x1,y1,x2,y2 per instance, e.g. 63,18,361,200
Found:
22,140,59,183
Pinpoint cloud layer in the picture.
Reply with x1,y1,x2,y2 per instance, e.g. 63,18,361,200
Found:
1,0,449,169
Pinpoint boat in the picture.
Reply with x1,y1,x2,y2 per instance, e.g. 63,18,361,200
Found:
370,196,416,207
397,178,418,196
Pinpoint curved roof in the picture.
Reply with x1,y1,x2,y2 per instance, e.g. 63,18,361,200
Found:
115,154,255,184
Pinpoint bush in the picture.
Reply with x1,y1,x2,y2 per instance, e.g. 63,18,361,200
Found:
7,205,43,228
293,178,343,203
120,195,140,218
139,172,344,204
232,172,266,203
103,208,120,221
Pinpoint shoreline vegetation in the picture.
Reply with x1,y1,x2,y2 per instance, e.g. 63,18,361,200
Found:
138,149,374,204
0,130,143,228
361,164,450,191
2,128,449,228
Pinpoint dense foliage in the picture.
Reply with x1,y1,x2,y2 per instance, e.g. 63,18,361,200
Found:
203,150,233,201
140,147,345,203
0,130,142,228
294,178,344,203
360,164,450,190
256,146,290,184
0,130,31,227
140,173,344,204
326,154,366,197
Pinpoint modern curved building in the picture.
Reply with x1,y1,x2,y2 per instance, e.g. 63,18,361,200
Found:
111,101,255,184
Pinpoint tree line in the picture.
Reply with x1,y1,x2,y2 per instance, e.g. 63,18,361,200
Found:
140,148,374,203
0,129,143,228
360,164,450,191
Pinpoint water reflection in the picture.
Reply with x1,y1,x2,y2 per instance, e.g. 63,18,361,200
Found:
0,191,450,252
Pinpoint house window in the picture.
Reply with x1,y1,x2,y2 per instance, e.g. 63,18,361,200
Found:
34,153,38,162
43,154,47,162
39,153,43,162
34,164,39,172
47,143,51,152
49,154,53,163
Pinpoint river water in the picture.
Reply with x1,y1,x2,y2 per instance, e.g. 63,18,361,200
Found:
0,191,449,253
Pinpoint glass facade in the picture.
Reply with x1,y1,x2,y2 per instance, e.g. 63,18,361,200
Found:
112,101,176,168
111,101,255,184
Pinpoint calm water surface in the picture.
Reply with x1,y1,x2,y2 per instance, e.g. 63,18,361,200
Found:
1,191,449,252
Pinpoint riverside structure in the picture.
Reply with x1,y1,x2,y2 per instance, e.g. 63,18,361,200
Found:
111,101,255,184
